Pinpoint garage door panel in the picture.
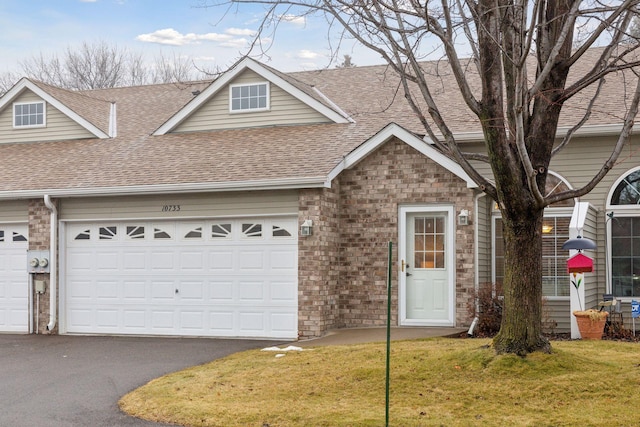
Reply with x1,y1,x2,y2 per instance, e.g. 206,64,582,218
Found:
96,280,119,300
68,280,92,300
1,224,32,333
152,281,177,300
123,252,146,270
239,311,265,333
96,310,118,328
67,250,94,272
238,250,265,270
123,281,146,299
123,310,146,329
210,311,234,332
180,251,204,270
65,218,297,338
239,281,264,301
151,310,175,329
180,310,204,331
96,252,119,271
179,281,205,300
209,280,234,300
210,251,234,270
271,281,297,301
270,249,297,270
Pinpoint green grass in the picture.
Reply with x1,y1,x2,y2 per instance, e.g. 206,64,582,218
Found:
119,338,640,426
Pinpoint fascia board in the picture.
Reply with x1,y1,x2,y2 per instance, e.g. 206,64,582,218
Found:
426,123,640,144
328,123,477,188
0,176,329,200
154,58,350,135
0,79,109,139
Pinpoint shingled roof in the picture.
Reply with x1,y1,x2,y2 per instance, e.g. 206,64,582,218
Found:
0,48,636,197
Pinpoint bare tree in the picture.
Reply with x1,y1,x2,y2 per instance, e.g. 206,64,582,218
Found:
0,40,210,94
206,0,640,355
336,54,356,68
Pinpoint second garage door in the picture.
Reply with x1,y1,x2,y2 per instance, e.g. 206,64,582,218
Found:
0,224,28,333
64,217,298,338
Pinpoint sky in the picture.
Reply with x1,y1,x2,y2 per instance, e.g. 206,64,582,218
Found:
0,0,384,78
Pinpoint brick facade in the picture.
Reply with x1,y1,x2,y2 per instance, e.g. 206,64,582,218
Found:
28,198,57,334
298,137,477,338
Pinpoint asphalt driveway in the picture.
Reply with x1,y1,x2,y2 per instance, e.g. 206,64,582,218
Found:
0,334,281,426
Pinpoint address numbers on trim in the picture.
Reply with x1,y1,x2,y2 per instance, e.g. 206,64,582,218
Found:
161,205,181,212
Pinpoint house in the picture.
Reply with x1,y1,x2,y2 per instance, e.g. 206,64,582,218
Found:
0,50,638,340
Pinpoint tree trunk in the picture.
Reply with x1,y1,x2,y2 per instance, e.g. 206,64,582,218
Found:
493,209,551,355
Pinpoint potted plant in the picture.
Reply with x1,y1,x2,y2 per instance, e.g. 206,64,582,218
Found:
571,273,608,340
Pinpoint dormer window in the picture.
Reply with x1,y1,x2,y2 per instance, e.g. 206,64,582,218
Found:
229,82,269,112
14,101,45,128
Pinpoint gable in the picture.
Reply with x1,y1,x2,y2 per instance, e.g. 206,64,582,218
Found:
328,123,477,188
173,69,332,133
0,90,95,144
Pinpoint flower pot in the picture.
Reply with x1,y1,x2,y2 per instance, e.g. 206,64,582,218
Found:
573,310,608,340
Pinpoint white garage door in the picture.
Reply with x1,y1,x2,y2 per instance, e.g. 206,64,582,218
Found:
64,217,298,338
0,224,28,333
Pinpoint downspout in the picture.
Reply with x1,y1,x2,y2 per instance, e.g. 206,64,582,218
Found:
44,195,57,332
468,192,484,336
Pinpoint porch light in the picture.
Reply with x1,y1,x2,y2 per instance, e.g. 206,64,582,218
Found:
300,219,313,237
542,223,553,234
457,209,470,226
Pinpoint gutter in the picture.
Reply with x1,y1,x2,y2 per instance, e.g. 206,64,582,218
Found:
0,177,331,200
44,195,57,332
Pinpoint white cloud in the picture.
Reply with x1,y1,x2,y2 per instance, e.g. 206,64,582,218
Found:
297,49,321,59
279,14,306,26
136,27,254,48
225,28,255,36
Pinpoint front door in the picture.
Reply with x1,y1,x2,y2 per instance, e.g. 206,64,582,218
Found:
400,207,454,326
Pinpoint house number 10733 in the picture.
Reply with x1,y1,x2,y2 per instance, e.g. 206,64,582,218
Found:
161,205,181,212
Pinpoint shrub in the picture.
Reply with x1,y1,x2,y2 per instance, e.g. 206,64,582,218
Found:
468,282,503,337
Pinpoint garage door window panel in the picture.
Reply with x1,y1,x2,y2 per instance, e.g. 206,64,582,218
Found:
212,223,232,238
99,226,117,240
126,226,145,240
242,223,262,238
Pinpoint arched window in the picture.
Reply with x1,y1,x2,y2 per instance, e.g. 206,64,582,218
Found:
494,172,575,297
607,167,640,298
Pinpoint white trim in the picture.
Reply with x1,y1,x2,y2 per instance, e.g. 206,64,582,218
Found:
109,102,117,138
154,58,350,135
605,165,640,210
0,78,110,139
398,205,456,327
0,176,329,200
12,100,46,129
328,123,477,188
424,123,640,144
228,81,270,113
311,86,355,123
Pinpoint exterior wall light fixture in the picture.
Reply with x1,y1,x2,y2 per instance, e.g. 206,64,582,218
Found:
458,209,470,226
300,219,313,236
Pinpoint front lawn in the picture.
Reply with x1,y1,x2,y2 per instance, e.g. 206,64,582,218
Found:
119,338,640,426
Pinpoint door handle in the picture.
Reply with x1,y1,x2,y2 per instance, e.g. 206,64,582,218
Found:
406,272,412,277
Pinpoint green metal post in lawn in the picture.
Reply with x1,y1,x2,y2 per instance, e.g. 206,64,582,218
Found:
385,241,392,427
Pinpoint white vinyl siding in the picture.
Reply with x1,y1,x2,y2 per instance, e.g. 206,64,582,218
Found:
0,91,94,143
174,69,330,132
59,191,299,221
0,200,29,223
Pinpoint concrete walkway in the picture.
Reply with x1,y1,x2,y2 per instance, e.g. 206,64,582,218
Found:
296,326,467,347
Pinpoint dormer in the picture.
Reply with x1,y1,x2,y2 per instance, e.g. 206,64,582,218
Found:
154,58,353,135
0,78,114,144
